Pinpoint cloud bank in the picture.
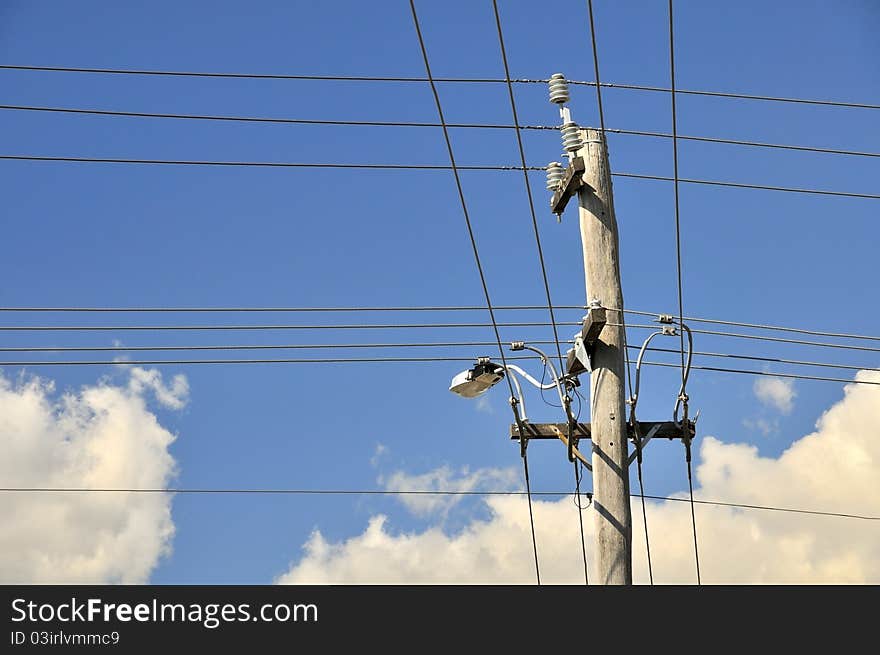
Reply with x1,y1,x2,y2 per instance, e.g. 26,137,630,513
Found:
278,371,880,584
0,367,186,583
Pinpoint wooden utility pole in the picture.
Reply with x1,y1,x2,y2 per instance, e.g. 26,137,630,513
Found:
577,127,632,584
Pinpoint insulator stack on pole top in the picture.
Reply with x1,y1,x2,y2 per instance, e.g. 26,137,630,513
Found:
548,73,571,105
548,73,582,157
561,122,584,153
545,161,564,191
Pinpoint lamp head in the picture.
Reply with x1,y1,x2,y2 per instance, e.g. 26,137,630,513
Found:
449,357,505,398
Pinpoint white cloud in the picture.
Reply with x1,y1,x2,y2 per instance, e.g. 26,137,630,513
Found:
278,371,880,584
370,443,389,468
753,377,796,414
475,396,493,414
743,416,779,436
127,366,189,410
0,367,186,583
378,465,519,519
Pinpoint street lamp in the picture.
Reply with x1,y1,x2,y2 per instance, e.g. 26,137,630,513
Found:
448,343,573,425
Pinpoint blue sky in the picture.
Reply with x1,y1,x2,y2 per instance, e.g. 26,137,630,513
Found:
1,1,878,583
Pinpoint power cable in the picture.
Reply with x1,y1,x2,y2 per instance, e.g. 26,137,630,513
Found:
4,64,877,110
3,304,880,345
0,320,582,332
5,105,880,159
492,0,566,373
1,486,876,521
3,154,878,199
0,104,552,131
639,359,880,387
408,0,539,585
606,127,880,159
586,0,635,403
613,171,880,200
621,322,880,354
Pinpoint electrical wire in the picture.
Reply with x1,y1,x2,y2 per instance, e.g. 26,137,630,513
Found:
3,154,878,199
685,446,702,585
3,303,879,345
667,0,687,395
0,340,874,379
639,359,880,387
0,104,553,131
0,486,876,521
408,0,539,585
586,0,635,405
3,304,879,345
574,460,590,585
0,155,531,170
6,105,880,160
570,383,590,585
3,64,878,110
0,304,584,313
492,0,566,374
606,127,880,159
0,320,582,332
619,309,880,344
613,171,880,200
621,323,880,354
0,340,562,353
635,446,653,586
630,343,879,374
629,331,659,585
0,355,546,366
0,64,516,83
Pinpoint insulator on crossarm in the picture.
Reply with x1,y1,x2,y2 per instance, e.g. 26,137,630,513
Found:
546,161,564,191
561,122,583,153
548,73,570,105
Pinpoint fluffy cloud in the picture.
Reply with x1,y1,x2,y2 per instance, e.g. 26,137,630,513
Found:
0,367,185,583
379,465,519,519
754,377,796,414
278,371,880,584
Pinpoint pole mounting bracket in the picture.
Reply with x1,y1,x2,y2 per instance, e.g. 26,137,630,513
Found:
566,304,607,376
550,156,592,215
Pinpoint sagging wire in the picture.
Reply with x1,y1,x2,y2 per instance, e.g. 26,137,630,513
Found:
571,384,591,585
509,342,592,583
669,320,701,585
505,371,541,586
642,317,700,584
628,318,697,585
628,329,668,586
573,459,591,585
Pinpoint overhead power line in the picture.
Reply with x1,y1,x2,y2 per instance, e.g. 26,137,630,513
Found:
623,323,880,354
4,155,877,199
608,127,880,159
2,64,877,110
0,304,584,313
0,485,875,521
5,105,879,160
0,355,543,366
409,0,541,587
0,340,560,353
620,308,880,343
0,155,528,171
632,344,879,374
0,320,581,331
492,0,566,372
641,359,880,386
613,172,880,200
0,340,873,377
3,304,879,344
0,104,553,131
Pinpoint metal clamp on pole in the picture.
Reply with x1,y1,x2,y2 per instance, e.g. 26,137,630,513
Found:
566,300,607,376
